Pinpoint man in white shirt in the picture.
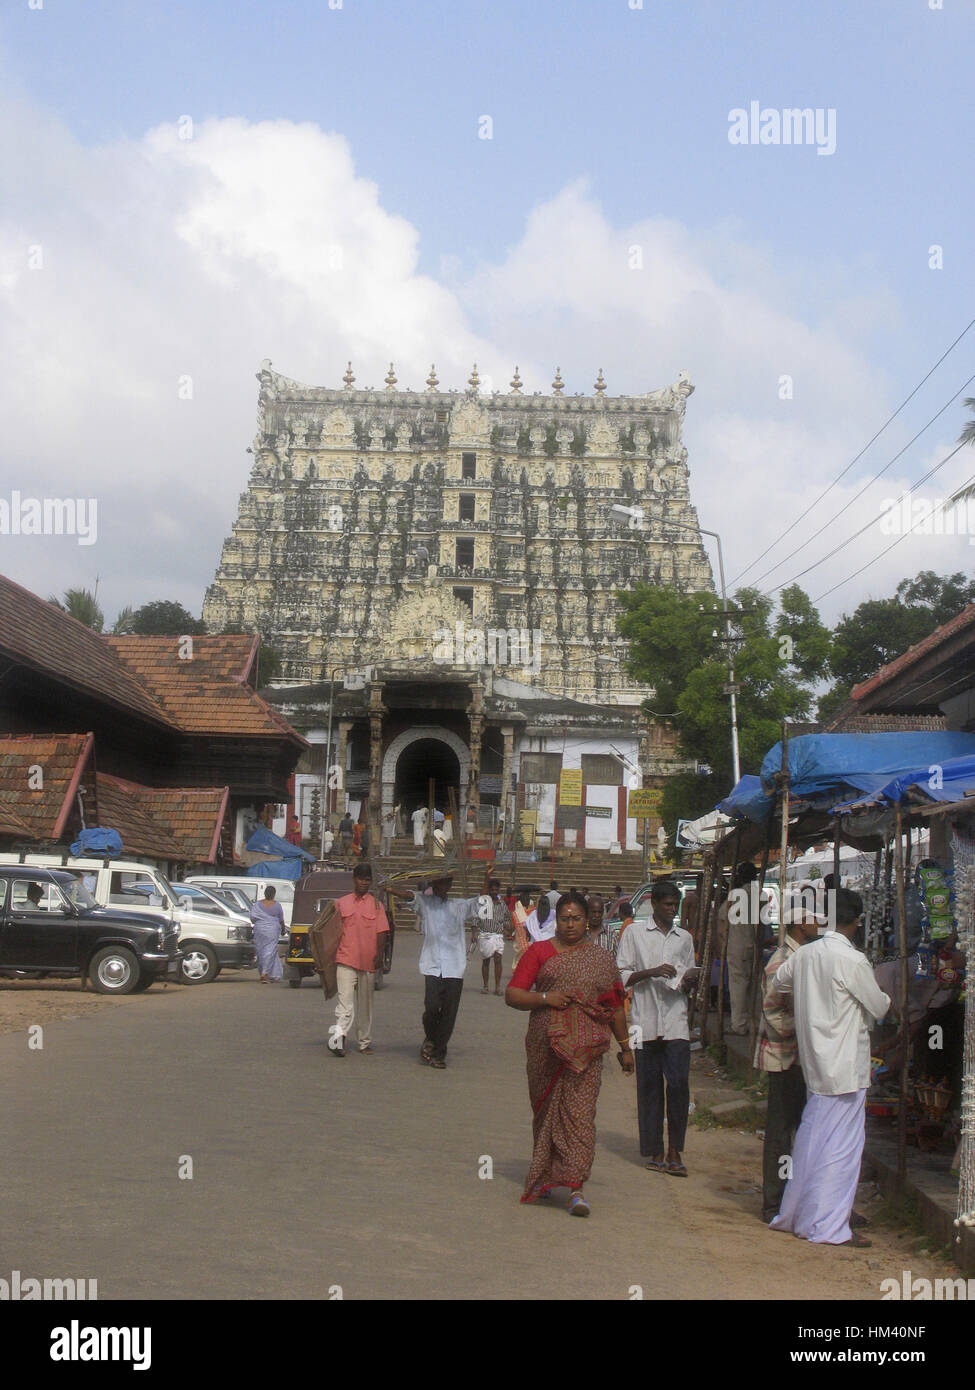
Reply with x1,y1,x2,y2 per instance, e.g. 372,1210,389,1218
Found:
769,888,890,1246
388,869,489,1069
411,805,429,851
616,881,700,1176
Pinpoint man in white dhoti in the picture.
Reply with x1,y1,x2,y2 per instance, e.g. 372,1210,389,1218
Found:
411,805,428,851
769,888,890,1247
470,878,512,995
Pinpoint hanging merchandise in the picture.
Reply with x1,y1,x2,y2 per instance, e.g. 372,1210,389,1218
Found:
916,860,954,941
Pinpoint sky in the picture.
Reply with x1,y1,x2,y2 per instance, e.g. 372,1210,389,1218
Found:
1,0,974,632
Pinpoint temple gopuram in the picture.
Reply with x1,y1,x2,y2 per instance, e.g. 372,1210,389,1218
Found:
203,361,713,860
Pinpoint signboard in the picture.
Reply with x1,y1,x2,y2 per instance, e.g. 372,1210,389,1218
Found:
520,752,562,784
555,806,585,830
583,805,613,818
580,754,622,786
518,808,537,849
558,769,582,806
628,787,663,818
675,818,701,849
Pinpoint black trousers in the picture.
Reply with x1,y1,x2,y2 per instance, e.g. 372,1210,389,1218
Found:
422,975,464,1061
762,1064,807,1217
635,1039,691,1156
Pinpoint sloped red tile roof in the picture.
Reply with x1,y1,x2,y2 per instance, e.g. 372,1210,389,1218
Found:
104,636,305,742
93,773,187,860
125,783,230,864
852,604,975,702
0,733,93,840
0,575,174,728
0,798,36,837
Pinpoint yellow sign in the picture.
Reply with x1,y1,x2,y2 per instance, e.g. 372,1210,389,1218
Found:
558,769,582,806
628,787,663,818
518,808,536,849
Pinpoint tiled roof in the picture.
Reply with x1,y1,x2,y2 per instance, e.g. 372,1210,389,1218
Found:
93,774,187,860
0,575,174,728
125,783,230,864
105,636,305,741
827,710,948,734
851,604,975,701
0,733,93,840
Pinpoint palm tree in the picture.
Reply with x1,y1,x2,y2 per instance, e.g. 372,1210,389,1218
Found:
48,587,104,632
952,397,975,503
112,606,137,634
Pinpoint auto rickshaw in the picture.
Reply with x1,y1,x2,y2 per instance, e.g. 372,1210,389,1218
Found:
286,871,395,989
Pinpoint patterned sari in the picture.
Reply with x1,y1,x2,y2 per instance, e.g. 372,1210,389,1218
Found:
511,940,624,1201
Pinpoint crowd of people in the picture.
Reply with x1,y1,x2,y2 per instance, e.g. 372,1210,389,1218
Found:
305,859,928,1241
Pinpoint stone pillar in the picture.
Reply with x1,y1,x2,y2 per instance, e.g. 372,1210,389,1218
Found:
335,720,353,818
368,684,386,851
500,724,515,843
467,683,485,815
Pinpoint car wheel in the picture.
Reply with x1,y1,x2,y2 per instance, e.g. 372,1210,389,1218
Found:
178,942,218,985
89,946,141,995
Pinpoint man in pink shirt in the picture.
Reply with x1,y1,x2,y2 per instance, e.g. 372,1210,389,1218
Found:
332,862,390,1058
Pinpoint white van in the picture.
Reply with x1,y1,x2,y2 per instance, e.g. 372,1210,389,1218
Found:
0,853,256,985
186,875,296,937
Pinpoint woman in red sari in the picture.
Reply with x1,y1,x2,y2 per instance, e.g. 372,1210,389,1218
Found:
506,891,634,1216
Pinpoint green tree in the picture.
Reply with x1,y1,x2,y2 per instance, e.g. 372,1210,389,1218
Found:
895,570,975,626
829,599,930,690
826,571,975,699
130,600,206,635
112,606,137,634
617,582,827,803
49,587,104,632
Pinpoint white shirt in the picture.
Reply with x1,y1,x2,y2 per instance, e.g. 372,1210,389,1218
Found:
773,931,890,1095
524,909,556,943
406,890,482,979
616,919,696,1043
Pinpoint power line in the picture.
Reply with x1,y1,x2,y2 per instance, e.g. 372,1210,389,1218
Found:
745,369,975,591
728,316,975,588
811,453,975,604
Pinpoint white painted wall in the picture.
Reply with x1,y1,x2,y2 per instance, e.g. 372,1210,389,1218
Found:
516,732,644,850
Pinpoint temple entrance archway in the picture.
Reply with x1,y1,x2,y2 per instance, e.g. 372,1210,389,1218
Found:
381,725,470,824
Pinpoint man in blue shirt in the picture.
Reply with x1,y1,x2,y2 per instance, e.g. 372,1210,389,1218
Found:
389,869,490,1069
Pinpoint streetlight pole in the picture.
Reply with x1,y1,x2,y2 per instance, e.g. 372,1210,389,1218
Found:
320,666,343,860
702,527,742,787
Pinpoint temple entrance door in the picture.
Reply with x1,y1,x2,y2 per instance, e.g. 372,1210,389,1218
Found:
394,738,461,822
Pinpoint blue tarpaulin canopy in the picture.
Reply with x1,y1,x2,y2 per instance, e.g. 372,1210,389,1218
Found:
244,857,305,881
244,825,314,862
759,732,975,804
716,775,774,824
835,753,975,811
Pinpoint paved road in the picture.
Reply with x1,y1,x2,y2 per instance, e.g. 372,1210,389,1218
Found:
1,934,910,1301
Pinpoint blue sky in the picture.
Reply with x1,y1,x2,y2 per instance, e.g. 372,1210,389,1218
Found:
1,0,973,624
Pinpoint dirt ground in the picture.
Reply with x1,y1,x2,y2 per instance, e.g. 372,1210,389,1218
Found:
1,971,964,1300
0,976,180,1034
682,1051,961,1297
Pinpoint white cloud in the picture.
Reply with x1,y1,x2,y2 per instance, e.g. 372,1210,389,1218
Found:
1,102,969,633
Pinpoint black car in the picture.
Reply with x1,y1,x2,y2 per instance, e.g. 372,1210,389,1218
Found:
0,867,182,994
